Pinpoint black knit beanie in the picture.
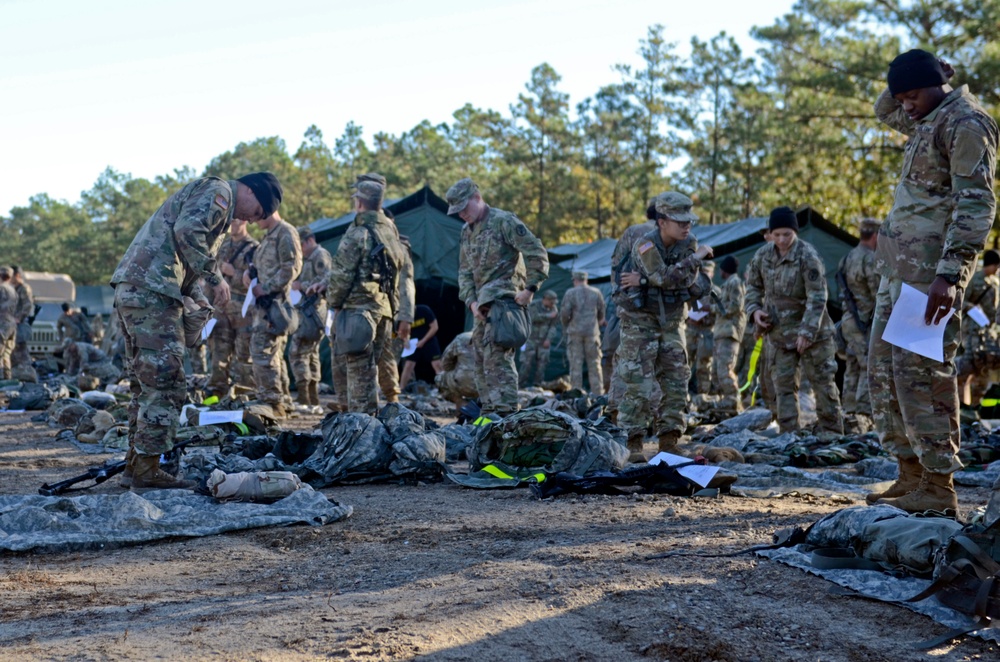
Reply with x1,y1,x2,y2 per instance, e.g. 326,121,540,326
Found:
887,49,947,96
720,255,739,275
237,172,283,217
768,206,799,232
985,250,1000,267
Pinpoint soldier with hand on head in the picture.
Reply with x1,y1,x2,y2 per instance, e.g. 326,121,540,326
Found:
867,49,999,513
519,290,559,388
561,271,606,395
112,172,275,490
449,177,549,418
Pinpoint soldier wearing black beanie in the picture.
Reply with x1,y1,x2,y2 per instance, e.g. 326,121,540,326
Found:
768,206,798,232
237,172,283,218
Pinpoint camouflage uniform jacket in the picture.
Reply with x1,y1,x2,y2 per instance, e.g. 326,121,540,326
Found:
326,210,407,319
0,283,16,336
440,332,477,390
611,220,657,297
527,299,560,344
838,244,880,326
396,247,416,324
458,206,549,307
111,177,236,300
962,269,999,323
217,234,259,297
254,220,302,299
57,312,89,342
298,246,333,292
561,284,606,337
874,85,999,287
712,274,746,342
745,238,833,348
13,281,33,322
629,231,703,323
67,342,109,375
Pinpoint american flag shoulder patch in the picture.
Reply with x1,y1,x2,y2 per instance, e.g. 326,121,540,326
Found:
214,194,229,210
638,241,653,254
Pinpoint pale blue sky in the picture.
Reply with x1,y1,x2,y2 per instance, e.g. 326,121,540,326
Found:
0,0,795,214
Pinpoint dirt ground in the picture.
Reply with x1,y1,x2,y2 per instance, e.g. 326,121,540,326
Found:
1,404,998,662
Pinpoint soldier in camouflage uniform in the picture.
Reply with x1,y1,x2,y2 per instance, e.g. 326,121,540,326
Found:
435,331,479,412
713,255,746,416
326,180,409,415
617,192,712,462
685,261,716,396
449,178,549,417
867,50,999,513
247,209,302,418
837,218,882,433
207,217,258,396
57,303,92,343
519,291,559,387
956,249,1000,406
10,267,37,382
561,271,606,394
0,268,17,380
63,339,121,387
112,172,277,490
375,210,415,405
290,227,332,412
745,206,844,435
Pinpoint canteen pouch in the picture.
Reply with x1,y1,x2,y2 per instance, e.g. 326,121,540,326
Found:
266,297,299,336
489,297,530,350
296,299,324,343
334,309,376,355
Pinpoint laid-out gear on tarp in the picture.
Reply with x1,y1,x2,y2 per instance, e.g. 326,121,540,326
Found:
206,469,306,502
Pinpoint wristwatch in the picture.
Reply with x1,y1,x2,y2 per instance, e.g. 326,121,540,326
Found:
527,284,539,293
939,273,960,285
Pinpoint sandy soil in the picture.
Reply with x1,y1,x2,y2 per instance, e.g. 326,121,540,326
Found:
0,405,997,662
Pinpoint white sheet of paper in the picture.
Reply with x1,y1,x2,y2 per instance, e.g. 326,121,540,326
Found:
968,305,991,328
688,310,709,322
520,343,527,352
401,338,419,358
198,410,245,425
289,289,302,305
201,318,217,341
180,404,207,425
881,283,955,362
325,310,335,337
241,278,257,318
649,451,720,488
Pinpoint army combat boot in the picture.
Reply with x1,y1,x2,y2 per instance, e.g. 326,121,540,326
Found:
626,431,647,464
865,456,922,505
130,454,196,492
657,430,681,454
118,447,137,489
308,380,320,407
877,470,958,515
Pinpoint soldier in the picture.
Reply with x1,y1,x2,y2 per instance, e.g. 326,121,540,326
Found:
837,218,882,433
519,290,559,387
326,180,409,414
0,268,16,380
867,50,999,513
375,209,415,405
745,207,844,435
207,216,258,397
617,192,712,462
435,331,478,414
63,339,121,387
449,178,549,417
399,304,444,391
713,255,747,416
561,271,606,394
685,261,716,396
289,227,332,413
956,249,1000,406
10,266,37,382
247,209,302,418
57,303,92,343
112,172,277,490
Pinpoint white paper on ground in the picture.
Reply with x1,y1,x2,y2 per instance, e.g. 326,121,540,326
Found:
201,318,217,341
401,338,419,358
881,283,955,362
968,305,991,328
289,289,302,305
648,451,720,488
241,279,257,318
325,310,335,337
180,404,208,425
198,410,245,425
688,310,709,322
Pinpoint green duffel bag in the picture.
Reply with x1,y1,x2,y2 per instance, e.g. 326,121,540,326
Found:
488,297,529,350
334,309,375,355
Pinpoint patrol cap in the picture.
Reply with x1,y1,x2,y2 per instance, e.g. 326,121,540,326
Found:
858,218,882,232
654,192,698,223
542,290,557,300
351,180,385,207
298,227,315,242
0,267,9,279
572,271,588,280
352,172,387,188
446,178,479,215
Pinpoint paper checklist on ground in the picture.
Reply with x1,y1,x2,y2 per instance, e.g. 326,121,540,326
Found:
648,451,718,488
881,283,954,362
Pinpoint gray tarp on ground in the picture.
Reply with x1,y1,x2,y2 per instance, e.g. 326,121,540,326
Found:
0,488,353,553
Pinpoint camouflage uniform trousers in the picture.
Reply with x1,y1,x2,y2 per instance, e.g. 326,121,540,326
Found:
713,337,743,414
190,343,208,374
566,333,604,395
250,307,290,407
12,323,37,382
518,340,551,387
616,313,689,439
207,302,254,393
758,337,778,413
0,325,14,380
472,313,519,416
289,333,322,387
339,313,393,415
114,285,186,456
770,333,844,434
840,316,872,418
868,279,963,474
685,324,714,395
377,334,402,403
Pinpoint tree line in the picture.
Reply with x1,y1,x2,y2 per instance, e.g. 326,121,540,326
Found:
3,0,999,285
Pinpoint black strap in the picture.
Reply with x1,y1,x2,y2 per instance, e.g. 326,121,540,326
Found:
811,548,884,571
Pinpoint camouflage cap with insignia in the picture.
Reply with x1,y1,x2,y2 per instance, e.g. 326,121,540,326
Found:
351,180,385,207
654,191,698,223
352,172,387,188
446,178,479,215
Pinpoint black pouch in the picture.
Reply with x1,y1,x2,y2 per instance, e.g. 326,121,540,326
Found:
266,297,299,336
488,297,529,350
334,309,376,355
296,300,324,343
